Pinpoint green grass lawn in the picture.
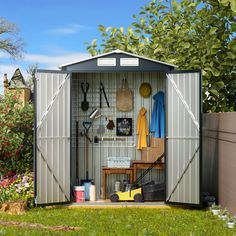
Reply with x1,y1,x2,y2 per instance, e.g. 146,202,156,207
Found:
0,207,235,235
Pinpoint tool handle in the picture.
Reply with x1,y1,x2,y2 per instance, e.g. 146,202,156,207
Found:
83,121,92,133
100,86,102,108
100,83,110,107
81,82,89,101
133,153,165,186
84,133,92,143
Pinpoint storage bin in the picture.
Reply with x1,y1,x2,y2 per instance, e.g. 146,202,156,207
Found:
107,156,131,168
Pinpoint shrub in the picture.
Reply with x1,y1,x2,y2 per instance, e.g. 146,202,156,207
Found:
0,92,33,176
0,173,34,208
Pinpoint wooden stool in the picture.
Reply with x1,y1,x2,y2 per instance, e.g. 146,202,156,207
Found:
102,167,133,199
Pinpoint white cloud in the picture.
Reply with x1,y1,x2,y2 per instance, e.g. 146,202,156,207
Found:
0,52,11,59
23,52,90,69
0,64,27,78
45,24,88,35
0,51,90,94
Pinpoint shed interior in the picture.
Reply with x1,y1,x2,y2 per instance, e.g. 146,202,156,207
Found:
71,71,166,200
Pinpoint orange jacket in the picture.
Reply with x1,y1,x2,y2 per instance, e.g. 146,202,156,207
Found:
137,107,149,150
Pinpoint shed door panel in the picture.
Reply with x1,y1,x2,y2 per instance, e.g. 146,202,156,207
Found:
166,71,201,205
35,71,70,205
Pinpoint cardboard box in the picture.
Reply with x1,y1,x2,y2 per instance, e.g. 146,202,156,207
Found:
150,138,164,149
141,147,164,163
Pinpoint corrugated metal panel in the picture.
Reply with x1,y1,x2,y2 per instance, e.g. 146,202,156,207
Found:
166,71,200,205
203,112,236,214
35,71,71,204
71,72,165,199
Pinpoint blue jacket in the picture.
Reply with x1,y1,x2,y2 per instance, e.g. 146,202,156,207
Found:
150,91,165,138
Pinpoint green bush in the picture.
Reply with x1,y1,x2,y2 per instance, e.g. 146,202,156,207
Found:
0,92,33,176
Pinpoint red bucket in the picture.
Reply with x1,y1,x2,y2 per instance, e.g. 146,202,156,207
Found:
74,186,85,202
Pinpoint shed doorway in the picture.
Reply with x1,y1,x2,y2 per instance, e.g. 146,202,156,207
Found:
71,71,166,201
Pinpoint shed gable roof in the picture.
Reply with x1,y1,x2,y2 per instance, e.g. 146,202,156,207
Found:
59,49,177,70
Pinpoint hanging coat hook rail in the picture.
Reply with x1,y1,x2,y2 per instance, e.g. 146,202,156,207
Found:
94,136,125,144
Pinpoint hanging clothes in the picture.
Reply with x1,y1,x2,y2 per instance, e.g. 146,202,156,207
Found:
137,107,149,150
150,91,165,138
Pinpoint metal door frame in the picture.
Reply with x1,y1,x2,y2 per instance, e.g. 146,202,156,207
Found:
34,69,72,206
164,69,202,207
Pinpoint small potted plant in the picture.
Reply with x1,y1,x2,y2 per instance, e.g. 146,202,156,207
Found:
211,204,221,215
220,209,228,220
227,215,235,228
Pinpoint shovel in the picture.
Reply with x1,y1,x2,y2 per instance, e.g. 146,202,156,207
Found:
81,82,89,111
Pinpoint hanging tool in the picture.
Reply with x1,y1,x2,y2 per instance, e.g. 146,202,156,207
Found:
76,121,79,185
80,121,92,143
83,121,92,180
81,82,89,111
106,118,115,130
100,82,110,108
93,136,125,144
97,124,106,135
79,121,92,179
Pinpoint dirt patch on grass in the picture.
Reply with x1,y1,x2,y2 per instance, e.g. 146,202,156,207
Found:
0,201,28,215
0,220,80,232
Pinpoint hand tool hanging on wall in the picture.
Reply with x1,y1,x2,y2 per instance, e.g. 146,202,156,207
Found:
80,121,92,181
81,82,89,111
94,136,125,144
100,82,110,108
80,121,93,200
106,118,115,130
80,121,92,143
97,123,106,135
76,121,79,185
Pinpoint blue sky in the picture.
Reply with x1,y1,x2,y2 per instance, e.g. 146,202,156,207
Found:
0,0,150,94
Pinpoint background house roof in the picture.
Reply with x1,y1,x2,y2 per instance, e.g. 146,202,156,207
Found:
9,68,28,88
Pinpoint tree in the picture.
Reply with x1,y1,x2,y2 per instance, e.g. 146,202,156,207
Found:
26,64,37,92
86,0,236,112
0,17,24,58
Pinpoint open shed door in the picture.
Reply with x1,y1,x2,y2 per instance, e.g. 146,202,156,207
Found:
166,71,201,206
35,70,71,205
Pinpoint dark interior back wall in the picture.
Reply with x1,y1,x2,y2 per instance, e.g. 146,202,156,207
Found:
203,112,236,214
71,72,166,199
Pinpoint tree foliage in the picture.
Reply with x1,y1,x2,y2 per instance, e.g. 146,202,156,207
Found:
87,0,236,112
0,17,24,58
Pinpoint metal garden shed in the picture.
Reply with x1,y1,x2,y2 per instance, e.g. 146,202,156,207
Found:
34,49,201,206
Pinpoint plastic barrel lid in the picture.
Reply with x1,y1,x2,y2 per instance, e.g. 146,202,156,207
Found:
74,186,85,191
